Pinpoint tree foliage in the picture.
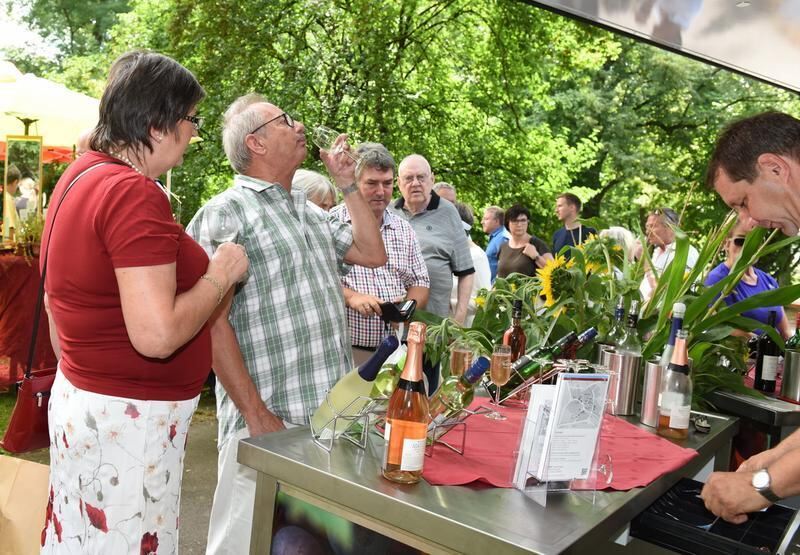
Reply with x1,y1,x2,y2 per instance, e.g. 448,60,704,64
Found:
20,0,800,277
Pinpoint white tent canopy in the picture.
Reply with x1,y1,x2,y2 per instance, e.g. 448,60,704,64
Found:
0,61,99,148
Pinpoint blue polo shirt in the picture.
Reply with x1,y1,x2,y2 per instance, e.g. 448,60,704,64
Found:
485,226,510,282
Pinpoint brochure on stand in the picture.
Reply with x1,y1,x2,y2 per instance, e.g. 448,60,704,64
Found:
514,373,609,487
513,384,554,489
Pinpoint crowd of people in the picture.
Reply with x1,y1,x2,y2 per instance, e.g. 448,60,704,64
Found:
31,48,800,552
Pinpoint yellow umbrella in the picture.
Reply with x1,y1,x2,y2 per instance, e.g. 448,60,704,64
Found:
0,62,99,148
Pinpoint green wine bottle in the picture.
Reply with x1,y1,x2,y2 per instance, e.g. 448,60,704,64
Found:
428,356,490,424
786,313,800,351
371,349,407,399
486,327,597,399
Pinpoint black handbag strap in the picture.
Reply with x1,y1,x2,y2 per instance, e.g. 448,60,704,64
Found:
25,162,111,379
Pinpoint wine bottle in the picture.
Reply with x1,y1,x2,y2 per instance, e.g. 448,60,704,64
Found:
382,322,429,484
604,297,626,347
487,327,597,399
785,312,800,351
755,311,780,393
617,300,641,357
428,356,490,423
371,347,407,399
311,335,399,439
659,302,687,367
503,300,527,362
657,329,692,439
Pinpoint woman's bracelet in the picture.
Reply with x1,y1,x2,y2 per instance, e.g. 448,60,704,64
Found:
200,274,224,305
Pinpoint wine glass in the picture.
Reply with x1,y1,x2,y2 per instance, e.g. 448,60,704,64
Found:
449,341,473,378
310,125,361,163
207,205,248,283
207,206,237,248
486,345,512,420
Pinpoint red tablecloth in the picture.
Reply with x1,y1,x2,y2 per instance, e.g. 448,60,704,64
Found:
422,399,698,491
0,254,56,386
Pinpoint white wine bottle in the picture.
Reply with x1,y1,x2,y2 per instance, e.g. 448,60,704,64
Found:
382,322,429,484
371,346,407,399
311,335,399,440
428,356,490,424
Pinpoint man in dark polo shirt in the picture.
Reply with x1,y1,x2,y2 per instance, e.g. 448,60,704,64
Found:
552,192,596,258
390,154,474,325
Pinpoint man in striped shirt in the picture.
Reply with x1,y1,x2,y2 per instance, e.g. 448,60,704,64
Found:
187,93,386,555
330,143,430,364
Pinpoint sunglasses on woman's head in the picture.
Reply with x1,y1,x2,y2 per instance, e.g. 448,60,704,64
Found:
733,237,746,247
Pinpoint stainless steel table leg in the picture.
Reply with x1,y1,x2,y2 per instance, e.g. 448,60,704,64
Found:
250,472,278,555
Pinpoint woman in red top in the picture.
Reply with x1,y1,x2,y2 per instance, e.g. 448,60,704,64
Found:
40,51,248,554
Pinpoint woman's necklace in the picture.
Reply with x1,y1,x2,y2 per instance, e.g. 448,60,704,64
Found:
113,151,145,176
110,150,169,200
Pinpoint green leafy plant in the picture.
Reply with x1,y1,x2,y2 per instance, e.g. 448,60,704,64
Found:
417,234,643,376
414,214,800,407
641,214,800,407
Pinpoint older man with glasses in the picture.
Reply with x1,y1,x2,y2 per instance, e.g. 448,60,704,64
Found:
633,207,699,303
391,154,474,326
186,93,385,554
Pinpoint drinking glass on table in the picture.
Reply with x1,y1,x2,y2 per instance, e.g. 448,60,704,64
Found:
487,345,512,420
450,341,473,378
310,126,362,164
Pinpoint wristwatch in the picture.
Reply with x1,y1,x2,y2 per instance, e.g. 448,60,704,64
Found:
752,469,781,503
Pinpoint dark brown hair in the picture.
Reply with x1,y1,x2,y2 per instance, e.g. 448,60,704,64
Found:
706,111,800,188
90,51,205,156
504,204,530,231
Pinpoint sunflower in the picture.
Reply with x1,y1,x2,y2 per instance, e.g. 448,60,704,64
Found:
537,254,572,307
585,261,602,275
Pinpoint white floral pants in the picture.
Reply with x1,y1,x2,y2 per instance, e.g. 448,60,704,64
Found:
41,370,198,554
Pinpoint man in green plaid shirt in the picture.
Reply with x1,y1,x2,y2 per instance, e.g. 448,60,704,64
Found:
186,93,385,555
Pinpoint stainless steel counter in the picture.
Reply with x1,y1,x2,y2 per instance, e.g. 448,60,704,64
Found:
709,390,800,446
238,412,738,555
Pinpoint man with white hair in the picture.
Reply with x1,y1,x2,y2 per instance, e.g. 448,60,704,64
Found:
391,154,474,324
186,93,385,554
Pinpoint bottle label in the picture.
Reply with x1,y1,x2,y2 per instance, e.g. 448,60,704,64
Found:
384,419,427,469
669,405,691,429
762,355,779,381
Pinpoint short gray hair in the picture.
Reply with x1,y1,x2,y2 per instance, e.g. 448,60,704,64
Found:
293,169,336,204
433,182,455,194
485,205,505,226
222,93,267,174
355,142,395,180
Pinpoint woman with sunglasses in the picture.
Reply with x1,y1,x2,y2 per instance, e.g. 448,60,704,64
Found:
704,220,791,339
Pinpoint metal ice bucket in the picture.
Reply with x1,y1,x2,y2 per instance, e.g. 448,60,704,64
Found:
605,351,642,416
640,359,664,427
781,350,800,404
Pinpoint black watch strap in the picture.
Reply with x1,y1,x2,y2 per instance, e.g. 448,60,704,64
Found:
757,486,781,503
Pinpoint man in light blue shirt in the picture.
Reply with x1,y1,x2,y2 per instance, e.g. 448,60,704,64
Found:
482,205,510,282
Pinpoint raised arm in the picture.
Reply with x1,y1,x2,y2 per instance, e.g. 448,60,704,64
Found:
320,135,386,268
